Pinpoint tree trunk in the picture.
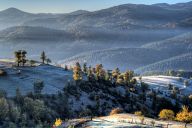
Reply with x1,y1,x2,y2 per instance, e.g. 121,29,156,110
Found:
185,123,187,128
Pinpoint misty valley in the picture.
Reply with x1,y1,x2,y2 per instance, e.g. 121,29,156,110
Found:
0,1,192,128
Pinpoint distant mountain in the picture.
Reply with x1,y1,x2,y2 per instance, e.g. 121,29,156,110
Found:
142,32,192,53
59,48,178,71
153,1,192,9
0,7,32,17
0,8,60,30
19,2,192,31
135,53,192,74
68,10,90,15
1,2,192,31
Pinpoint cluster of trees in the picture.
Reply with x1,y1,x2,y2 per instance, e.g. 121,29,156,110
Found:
0,79,70,127
159,106,192,127
72,62,134,85
14,50,52,67
3,53,192,127
14,50,27,66
40,51,51,64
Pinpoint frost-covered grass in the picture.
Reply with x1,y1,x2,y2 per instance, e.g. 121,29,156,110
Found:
0,64,73,96
135,75,192,95
83,114,190,128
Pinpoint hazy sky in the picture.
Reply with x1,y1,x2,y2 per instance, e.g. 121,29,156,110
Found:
0,0,191,13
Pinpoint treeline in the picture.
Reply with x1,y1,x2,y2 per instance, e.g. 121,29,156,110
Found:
143,70,192,79
14,50,51,67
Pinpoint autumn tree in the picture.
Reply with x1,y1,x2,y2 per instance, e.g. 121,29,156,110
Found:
87,66,94,81
123,70,134,85
95,64,106,80
112,68,120,80
176,106,192,125
116,74,124,84
73,62,82,81
134,111,145,124
159,109,175,120
109,108,123,115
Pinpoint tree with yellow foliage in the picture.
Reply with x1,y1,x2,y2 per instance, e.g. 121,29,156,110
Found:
176,106,192,124
73,62,82,81
159,109,175,120
123,70,134,85
134,111,145,124
112,68,120,83
95,64,106,80
112,68,120,79
53,118,62,127
116,74,124,84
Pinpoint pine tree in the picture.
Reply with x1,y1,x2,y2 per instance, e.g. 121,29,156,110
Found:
64,65,68,71
46,58,51,64
0,98,9,120
112,68,120,82
87,66,94,81
123,70,134,84
116,74,124,84
15,87,23,105
21,50,27,66
14,51,21,67
95,64,106,80
33,80,44,95
73,62,82,81
40,51,46,64
83,63,87,74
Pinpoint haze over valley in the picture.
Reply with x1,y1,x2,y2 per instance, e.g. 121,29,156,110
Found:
0,1,192,73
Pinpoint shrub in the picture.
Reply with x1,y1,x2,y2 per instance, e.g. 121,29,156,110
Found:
150,120,155,127
0,69,7,76
109,108,123,115
0,98,9,120
134,111,143,116
159,109,175,120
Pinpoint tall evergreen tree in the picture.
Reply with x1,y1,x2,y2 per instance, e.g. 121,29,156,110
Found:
95,64,106,80
14,51,21,67
21,50,27,66
73,62,82,81
112,68,120,82
40,51,46,64
83,63,87,74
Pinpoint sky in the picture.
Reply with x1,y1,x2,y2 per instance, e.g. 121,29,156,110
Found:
0,0,191,13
